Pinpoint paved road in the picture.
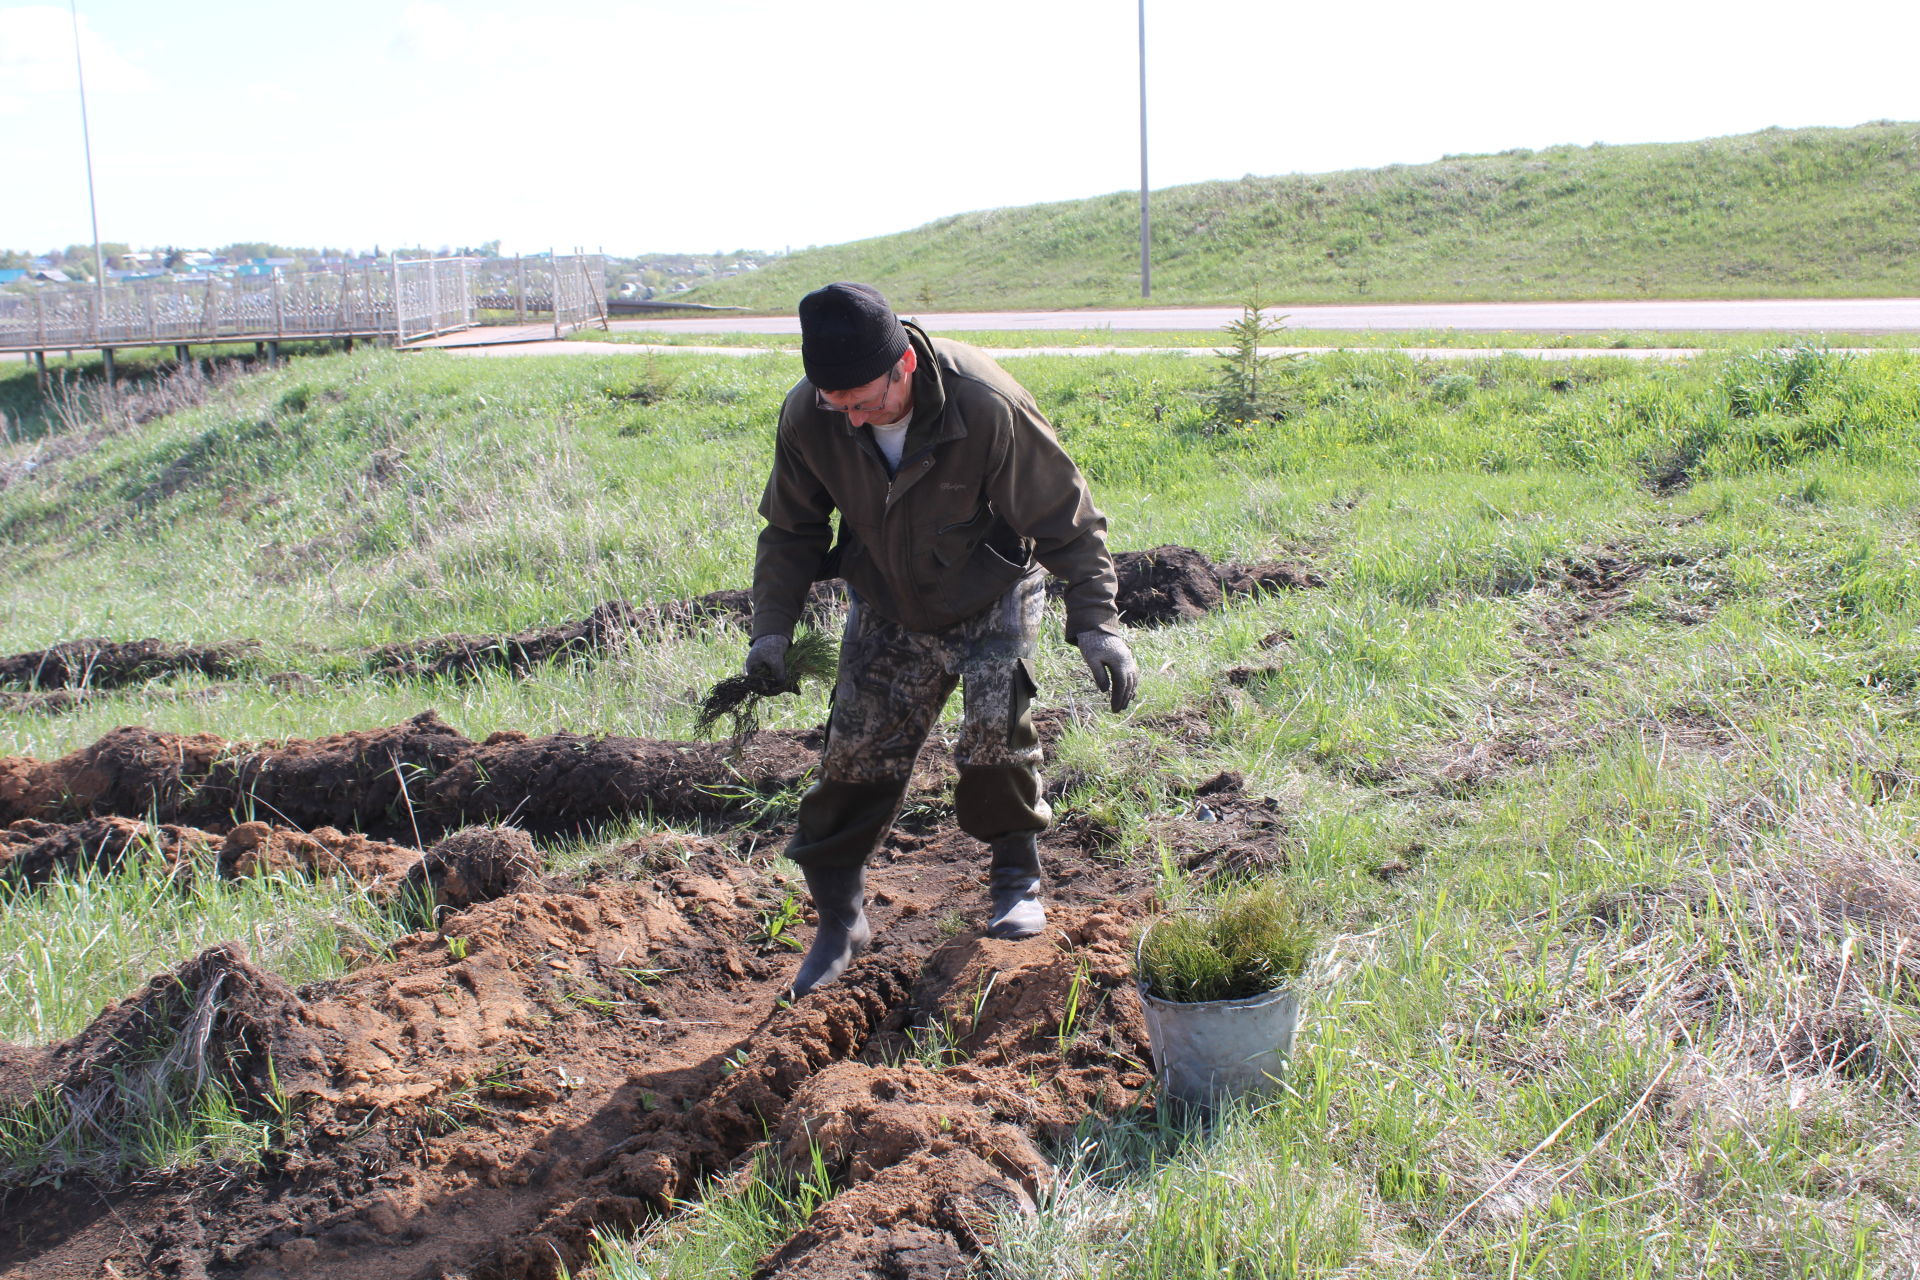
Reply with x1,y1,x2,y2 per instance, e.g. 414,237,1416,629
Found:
439,342,1769,362
597,297,1920,335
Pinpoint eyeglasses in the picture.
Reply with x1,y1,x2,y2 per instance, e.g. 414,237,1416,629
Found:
814,364,902,415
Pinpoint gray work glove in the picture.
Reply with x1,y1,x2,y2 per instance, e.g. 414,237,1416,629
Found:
1076,631,1139,713
745,634,790,686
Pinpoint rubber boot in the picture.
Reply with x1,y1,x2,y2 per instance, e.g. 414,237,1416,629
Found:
788,864,871,999
986,834,1046,939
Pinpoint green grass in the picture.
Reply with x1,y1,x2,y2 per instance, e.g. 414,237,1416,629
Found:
565,1147,836,1280
4,334,1920,1270
0,853,414,1045
678,121,1920,311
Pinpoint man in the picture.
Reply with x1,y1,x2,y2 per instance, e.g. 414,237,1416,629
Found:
749,282,1139,999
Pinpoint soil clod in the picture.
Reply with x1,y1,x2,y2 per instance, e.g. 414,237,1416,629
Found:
403,825,542,909
0,814,213,888
0,637,257,692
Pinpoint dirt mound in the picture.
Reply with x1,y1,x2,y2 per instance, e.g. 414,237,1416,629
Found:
0,814,215,888
218,820,421,885
196,709,479,832
372,599,658,681
373,584,847,681
0,637,257,692
5,944,323,1186
424,726,821,830
0,1042,49,1107
1072,546,1324,627
1,784,1164,1279
757,1062,1047,1278
1108,545,1224,624
0,723,234,827
0,816,424,896
2,716,821,837
0,712,474,831
402,825,541,909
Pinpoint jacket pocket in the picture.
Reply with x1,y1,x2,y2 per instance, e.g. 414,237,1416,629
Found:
932,503,993,568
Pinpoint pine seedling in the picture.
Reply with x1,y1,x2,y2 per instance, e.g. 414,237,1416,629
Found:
694,628,837,745
1136,883,1313,1004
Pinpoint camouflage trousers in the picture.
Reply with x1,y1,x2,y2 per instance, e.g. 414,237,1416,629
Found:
785,570,1050,871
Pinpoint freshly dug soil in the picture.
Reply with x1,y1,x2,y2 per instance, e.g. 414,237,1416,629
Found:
0,801,1176,1280
1110,545,1224,624
1,549,1318,706
218,821,422,885
0,815,214,888
0,816,434,899
1062,546,1325,627
0,714,819,838
0,944,324,1185
424,727,821,831
0,637,257,692
402,825,542,910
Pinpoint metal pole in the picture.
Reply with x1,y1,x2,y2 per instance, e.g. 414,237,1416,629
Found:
69,0,108,325
1137,0,1150,299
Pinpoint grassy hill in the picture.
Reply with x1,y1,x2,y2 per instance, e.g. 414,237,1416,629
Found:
4,346,1920,1274
688,122,1920,311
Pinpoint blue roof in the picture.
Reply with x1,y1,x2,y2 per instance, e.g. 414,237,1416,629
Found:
0,268,25,284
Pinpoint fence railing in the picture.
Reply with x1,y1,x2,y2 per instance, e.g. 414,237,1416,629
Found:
0,254,606,352
470,254,607,336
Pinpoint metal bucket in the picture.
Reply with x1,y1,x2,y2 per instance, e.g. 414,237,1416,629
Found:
1135,915,1302,1110
1138,982,1300,1110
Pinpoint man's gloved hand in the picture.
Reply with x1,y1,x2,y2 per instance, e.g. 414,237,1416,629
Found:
745,634,791,687
1076,631,1139,713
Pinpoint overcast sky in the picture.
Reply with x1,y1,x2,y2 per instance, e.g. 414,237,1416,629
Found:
2,0,1914,256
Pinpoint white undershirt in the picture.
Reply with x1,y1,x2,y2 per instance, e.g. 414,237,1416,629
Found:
870,415,911,474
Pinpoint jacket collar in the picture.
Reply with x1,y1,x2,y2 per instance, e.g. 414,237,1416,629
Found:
835,321,955,452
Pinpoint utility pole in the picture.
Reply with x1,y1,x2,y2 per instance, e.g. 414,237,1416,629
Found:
1138,0,1150,299
69,0,107,333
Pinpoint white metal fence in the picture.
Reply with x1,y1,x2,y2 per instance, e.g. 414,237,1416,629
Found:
470,255,608,335
0,254,606,352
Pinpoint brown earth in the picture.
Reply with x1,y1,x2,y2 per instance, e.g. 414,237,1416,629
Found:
0,815,215,888
0,637,258,692
1056,546,1325,627
0,713,820,838
218,821,421,886
368,548,1324,680
0,817,525,912
0,790,1214,1280
402,826,542,911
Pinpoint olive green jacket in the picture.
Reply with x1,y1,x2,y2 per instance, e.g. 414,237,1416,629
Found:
752,325,1121,642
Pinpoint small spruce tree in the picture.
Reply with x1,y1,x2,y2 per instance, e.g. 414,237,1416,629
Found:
1206,292,1298,430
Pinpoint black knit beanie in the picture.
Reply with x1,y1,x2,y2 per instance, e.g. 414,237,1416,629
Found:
798,282,909,390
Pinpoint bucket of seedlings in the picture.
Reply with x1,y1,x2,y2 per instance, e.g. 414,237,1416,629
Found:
1134,883,1313,1111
